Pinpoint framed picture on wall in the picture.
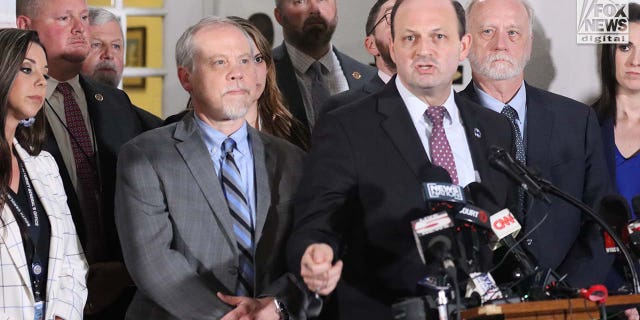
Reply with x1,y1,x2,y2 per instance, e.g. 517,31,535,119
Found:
124,27,146,88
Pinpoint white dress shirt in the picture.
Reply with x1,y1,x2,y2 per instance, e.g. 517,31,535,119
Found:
396,77,476,186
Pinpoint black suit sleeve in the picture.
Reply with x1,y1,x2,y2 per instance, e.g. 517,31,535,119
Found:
287,112,357,275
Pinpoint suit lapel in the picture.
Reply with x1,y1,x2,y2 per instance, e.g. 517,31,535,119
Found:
378,81,432,179
174,115,236,251
335,48,366,88
274,44,309,130
249,128,271,242
524,84,553,173
363,75,385,95
456,95,494,186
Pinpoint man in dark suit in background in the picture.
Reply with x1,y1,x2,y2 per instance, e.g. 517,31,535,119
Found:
286,0,515,318
320,0,397,115
273,0,376,131
460,0,612,288
115,16,309,319
16,0,161,318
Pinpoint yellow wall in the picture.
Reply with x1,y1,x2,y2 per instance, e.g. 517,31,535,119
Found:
87,0,164,117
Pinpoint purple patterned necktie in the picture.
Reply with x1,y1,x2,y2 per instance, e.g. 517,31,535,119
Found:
425,106,459,184
56,82,102,262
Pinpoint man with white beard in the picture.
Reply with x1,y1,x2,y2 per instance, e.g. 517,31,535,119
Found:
81,8,124,87
459,0,613,289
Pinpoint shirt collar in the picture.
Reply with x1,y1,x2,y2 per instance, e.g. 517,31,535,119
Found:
46,75,82,99
285,41,337,74
378,69,393,84
194,113,250,159
396,76,459,126
473,80,527,121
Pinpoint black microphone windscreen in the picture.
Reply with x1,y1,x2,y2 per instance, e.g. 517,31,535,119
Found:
600,194,632,229
420,165,452,184
464,182,498,208
632,195,640,218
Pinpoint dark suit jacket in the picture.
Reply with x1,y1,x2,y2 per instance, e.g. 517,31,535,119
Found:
460,82,614,288
44,75,161,261
43,75,162,316
319,74,386,115
115,113,310,319
287,80,515,319
273,43,376,131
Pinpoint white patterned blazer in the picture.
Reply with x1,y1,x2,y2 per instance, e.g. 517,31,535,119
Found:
0,140,88,320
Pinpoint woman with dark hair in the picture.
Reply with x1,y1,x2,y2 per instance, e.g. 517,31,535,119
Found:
594,2,640,217
165,17,309,150
0,29,87,320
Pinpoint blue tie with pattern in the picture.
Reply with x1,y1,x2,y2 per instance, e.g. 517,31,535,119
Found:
501,105,527,216
220,138,255,296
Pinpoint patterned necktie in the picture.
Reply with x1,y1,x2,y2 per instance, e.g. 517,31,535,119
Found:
307,61,331,126
501,105,527,215
56,82,102,262
425,106,459,184
220,138,255,296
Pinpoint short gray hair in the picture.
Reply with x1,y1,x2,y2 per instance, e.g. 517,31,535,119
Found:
175,16,252,72
466,0,534,35
89,7,121,27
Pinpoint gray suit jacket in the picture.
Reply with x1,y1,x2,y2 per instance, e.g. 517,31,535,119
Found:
115,112,308,319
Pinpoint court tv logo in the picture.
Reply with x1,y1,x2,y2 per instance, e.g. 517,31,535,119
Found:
577,0,629,44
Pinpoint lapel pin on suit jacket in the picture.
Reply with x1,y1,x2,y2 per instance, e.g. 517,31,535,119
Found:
94,93,104,102
474,128,482,139
352,71,362,80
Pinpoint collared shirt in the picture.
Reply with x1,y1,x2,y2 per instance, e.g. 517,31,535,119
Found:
285,41,349,124
473,81,527,137
397,77,476,186
44,75,95,192
378,69,393,84
195,114,257,223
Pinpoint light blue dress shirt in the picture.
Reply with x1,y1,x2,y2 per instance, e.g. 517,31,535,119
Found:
473,81,527,142
194,114,257,225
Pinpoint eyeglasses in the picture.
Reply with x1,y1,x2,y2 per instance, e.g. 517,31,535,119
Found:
367,10,392,35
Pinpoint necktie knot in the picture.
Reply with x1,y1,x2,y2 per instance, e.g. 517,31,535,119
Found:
56,82,74,96
222,138,237,156
501,105,519,122
308,61,325,77
425,106,447,127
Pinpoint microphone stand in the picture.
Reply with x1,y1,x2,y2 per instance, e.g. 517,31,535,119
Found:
528,173,640,294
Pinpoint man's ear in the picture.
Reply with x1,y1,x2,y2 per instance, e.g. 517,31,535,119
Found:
178,67,192,92
274,7,283,26
364,35,380,57
16,15,32,30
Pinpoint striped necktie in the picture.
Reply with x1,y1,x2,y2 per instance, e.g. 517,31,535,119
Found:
220,138,255,296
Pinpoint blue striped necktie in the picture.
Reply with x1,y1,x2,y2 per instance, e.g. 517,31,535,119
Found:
220,138,255,296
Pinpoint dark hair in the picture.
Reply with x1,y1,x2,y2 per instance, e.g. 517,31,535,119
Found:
391,0,466,40
366,0,391,36
594,2,640,123
228,17,310,150
248,13,275,47
0,28,47,210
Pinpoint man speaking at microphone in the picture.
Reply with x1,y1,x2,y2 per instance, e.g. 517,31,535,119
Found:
286,0,516,318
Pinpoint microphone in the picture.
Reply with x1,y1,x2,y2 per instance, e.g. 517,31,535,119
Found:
627,195,640,257
464,181,499,209
488,145,549,202
489,209,537,276
600,194,632,254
